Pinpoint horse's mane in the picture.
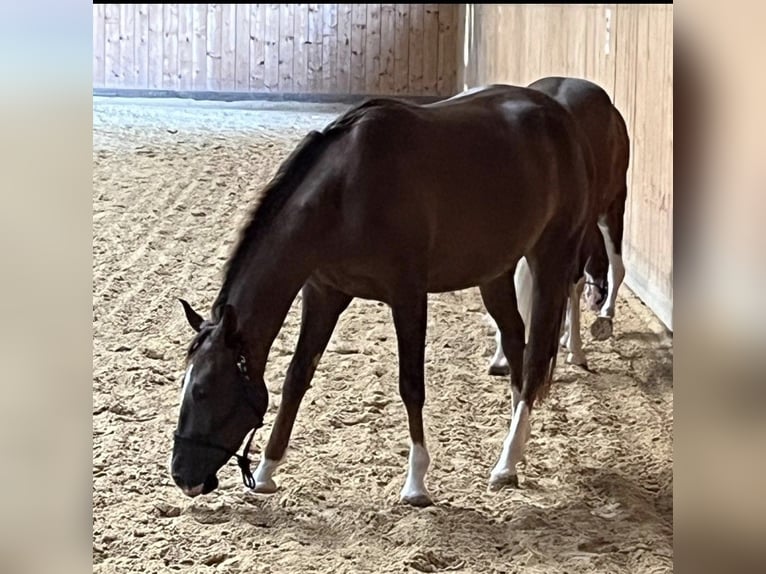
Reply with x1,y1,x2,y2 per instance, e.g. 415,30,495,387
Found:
210,98,398,319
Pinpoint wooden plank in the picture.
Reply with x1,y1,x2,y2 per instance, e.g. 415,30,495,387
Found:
234,4,250,91
307,4,323,93
408,3,423,94
93,4,105,87
436,4,456,95
118,5,135,87
321,4,338,93
293,4,309,92
163,4,179,90
378,4,395,94
220,3,236,90
365,4,381,94
336,4,352,93
350,4,367,93
206,4,222,91
192,4,207,90
422,4,438,94
104,4,121,87
134,4,149,88
178,4,194,90
279,3,295,92
393,4,409,94
147,4,163,89
249,4,265,91
264,4,280,91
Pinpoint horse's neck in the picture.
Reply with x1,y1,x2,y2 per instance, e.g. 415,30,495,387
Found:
225,227,315,375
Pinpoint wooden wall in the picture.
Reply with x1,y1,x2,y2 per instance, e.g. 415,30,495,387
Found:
458,4,673,329
93,4,458,97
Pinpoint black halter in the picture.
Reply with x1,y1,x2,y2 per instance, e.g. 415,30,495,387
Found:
173,355,262,489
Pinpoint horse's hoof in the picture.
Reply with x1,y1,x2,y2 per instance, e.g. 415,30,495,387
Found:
590,317,613,341
249,479,278,495
488,363,510,377
566,351,588,368
488,472,519,491
400,493,434,507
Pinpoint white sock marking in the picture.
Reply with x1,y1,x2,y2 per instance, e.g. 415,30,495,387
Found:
251,457,281,493
565,279,587,365
598,221,625,318
400,442,431,501
490,400,531,483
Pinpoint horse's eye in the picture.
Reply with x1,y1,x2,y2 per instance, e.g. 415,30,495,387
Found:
192,385,207,402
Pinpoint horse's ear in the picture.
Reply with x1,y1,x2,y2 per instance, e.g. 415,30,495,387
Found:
220,304,240,348
179,298,204,332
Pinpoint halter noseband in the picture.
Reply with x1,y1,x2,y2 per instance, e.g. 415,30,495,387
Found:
173,354,262,490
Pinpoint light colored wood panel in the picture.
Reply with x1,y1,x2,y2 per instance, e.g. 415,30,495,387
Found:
307,4,323,92
234,4,250,91
322,4,338,93
220,3,236,90
293,4,309,92
192,4,207,90
336,3,352,93
147,4,163,89
163,4,179,89
206,4,222,91
178,4,194,90
393,4,409,94
93,4,106,87
134,4,149,88
422,4,438,94
119,4,135,88
279,3,295,92
249,4,265,91
378,4,395,94
264,4,280,91
365,4,381,94
436,4,455,95
408,3,423,93
350,4,366,93
104,4,121,87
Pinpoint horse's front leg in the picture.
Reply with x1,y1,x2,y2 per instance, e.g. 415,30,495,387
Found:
251,280,351,493
391,294,432,507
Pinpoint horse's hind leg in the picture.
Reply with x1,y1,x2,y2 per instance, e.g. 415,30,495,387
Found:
591,192,627,340
251,279,351,493
391,292,432,507
481,271,529,489
488,238,575,491
488,256,533,376
564,276,587,367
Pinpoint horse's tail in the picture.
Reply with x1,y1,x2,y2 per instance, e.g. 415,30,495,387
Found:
514,257,534,344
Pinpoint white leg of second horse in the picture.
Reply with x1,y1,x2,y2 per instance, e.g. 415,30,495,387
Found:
592,220,626,340
565,279,587,366
489,389,531,490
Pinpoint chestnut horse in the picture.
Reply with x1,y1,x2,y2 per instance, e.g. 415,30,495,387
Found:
488,77,630,372
170,84,592,506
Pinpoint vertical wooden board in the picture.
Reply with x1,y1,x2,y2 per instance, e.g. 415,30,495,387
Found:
206,4,222,91
350,4,366,93
294,5,310,92
147,4,163,89
408,3,423,94
178,4,194,90
436,4,455,95
336,4,352,93
322,4,338,93
93,4,105,87
423,4,439,96
163,4,179,90
307,4,323,93
134,5,149,88
220,4,236,90
192,4,207,90
393,5,409,94
264,4,280,91
234,4,250,91
104,4,121,87
249,4,265,91
119,5,135,87
379,5,395,94
365,4,381,94
279,3,295,92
